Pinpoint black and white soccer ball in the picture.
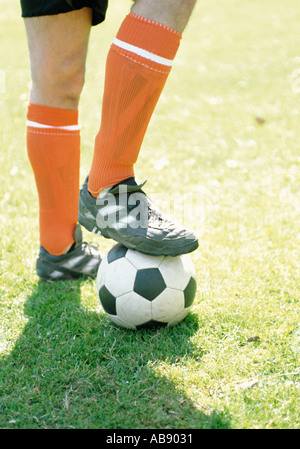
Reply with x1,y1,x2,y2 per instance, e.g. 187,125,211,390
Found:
96,243,197,330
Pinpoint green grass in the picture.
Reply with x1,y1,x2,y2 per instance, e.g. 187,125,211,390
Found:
0,0,299,429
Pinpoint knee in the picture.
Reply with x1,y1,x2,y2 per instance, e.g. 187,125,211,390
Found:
30,53,86,109
131,0,196,33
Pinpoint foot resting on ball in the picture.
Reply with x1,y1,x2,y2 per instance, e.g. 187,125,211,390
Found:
78,176,199,257
36,224,101,281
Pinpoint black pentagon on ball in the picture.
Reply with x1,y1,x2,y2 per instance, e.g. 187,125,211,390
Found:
99,285,117,315
134,268,166,301
136,320,167,330
107,243,128,264
184,277,197,308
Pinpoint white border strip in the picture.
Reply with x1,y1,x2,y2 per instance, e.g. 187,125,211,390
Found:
113,38,173,67
26,120,80,131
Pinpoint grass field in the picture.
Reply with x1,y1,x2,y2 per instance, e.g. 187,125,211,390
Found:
0,0,299,429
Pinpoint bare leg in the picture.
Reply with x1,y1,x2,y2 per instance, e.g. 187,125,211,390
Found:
131,0,197,33
24,7,92,109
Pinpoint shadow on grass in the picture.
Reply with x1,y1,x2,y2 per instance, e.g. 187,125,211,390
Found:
0,279,231,429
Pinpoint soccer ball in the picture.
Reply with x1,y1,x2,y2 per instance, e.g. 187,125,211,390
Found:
96,243,197,330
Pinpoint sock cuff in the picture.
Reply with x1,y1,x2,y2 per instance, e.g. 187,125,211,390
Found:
115,13,182,62
27,103,79,127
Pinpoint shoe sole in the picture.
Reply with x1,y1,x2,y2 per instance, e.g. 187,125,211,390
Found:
78,211,199,257
36,258,98,281
36,262,83,281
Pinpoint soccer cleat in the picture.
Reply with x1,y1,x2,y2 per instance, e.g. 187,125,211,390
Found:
78,176,199,257
36,224,101,281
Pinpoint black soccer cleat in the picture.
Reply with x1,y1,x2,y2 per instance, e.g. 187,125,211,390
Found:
36,224,101,281
78,176,199,257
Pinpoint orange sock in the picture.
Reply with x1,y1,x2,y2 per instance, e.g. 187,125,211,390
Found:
27,103,80,255
88,13,182,196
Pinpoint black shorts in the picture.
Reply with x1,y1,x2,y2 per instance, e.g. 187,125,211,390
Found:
20,0,109,26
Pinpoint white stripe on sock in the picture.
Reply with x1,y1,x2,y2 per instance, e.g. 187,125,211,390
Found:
113,38,173,67
26,120,81,131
